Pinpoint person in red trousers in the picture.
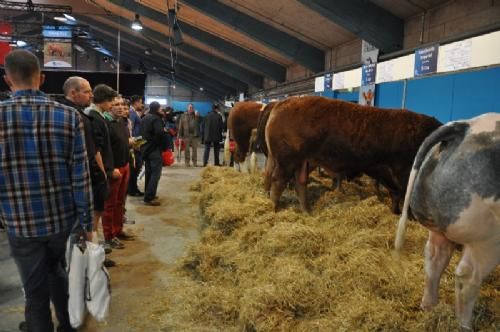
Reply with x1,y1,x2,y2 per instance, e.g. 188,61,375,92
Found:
102,96,132,250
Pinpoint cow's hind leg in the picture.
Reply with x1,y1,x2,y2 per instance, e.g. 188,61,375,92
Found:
270,165,289,212
264,156,275,194
294,160,310,213
421,230,455,311
455,240,500,331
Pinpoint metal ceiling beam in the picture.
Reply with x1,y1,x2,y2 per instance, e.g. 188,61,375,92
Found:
99,40,228,98
0,0,71,13
78,15,263,88
96,37,229,98
296,0,403,53
108,0,286,82
76,15,248,91
117,53,223,100
181,0,325,72
94,34,236,96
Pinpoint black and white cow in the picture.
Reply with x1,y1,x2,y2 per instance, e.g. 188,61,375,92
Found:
395,113,500,331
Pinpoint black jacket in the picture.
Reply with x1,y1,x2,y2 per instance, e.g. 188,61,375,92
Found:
59,98,104,183
106,116,130,168
203,111,223,143
87,107,114,178
141,111,168,156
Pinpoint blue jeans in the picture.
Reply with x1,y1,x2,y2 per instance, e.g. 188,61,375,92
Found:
144,150,163,202
8,229,74,332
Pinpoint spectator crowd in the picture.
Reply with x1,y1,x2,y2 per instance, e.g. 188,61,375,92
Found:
0,49,225,331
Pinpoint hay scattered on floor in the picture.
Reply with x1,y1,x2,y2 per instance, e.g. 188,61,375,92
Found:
166,166,499,331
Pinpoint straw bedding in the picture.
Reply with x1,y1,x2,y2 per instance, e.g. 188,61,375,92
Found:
165,167,499,331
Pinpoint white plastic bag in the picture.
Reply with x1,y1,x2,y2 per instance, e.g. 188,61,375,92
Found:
66,240,88,328
85,241,111,322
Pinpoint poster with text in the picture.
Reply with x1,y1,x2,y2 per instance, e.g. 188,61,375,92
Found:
442,39,472,72
361,63,377,85
44,40,72,68
414,44,439,76
314,76,325,92
332,72,345,90
324,72,333,90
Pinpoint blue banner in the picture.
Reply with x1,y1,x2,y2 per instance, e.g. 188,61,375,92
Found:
361,63,377,85
414,44,439,76
324,72,333,90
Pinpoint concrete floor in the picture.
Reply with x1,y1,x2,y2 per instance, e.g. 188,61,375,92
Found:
0,147,213,332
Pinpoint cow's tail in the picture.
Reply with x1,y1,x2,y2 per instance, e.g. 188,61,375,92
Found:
224,129,231,166
250,151,257,173
249,128,258,173
395,121,469,251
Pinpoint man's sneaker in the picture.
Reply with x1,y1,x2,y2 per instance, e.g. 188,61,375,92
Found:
117,232,134,241
104,258,116,268
144,199,160,206
106,239,124,249
112,237,125,248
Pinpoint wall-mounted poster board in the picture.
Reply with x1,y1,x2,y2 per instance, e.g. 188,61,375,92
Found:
414,44,439,76
44,40,72,68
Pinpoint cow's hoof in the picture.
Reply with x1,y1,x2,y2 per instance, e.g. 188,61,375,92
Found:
420,300,437,311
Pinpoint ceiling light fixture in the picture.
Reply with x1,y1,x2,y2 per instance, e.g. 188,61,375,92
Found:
63,13,76,21
53,16,67,22
131,14,143,31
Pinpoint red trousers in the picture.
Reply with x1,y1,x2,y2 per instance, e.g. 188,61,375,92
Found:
102,164,130,241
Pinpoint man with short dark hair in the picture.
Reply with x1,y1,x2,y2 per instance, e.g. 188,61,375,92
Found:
102,96,131,249
203,104,224,166
128,95,144,196
0,49,92,332
141,101,168,206
178,103,200,166
85,84,118,259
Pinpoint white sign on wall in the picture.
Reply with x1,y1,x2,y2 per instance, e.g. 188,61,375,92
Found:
332,72,345,90
314,76,325,92
441,39,472,72
376,61,395,83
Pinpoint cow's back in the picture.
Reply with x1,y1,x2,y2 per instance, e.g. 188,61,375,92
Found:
410,113,500,237
267,96,440,166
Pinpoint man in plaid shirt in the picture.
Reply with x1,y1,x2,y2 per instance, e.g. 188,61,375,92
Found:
0,50,93,331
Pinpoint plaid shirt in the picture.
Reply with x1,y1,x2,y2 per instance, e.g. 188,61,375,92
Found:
0,90,93,237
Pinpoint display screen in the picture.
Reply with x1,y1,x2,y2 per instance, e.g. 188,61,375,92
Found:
42,25,72,39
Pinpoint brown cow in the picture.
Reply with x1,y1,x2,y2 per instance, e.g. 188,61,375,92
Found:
254,100,362,192
264,96,442,213
225,101,262,171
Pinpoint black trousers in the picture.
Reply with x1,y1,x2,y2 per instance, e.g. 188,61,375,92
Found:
128,150,143,194
8,229,74,332
144,150,162,202
203,141,221,166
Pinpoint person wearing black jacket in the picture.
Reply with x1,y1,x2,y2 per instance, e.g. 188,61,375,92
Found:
141,101,168,206
203,104,224,166
61,78,108,231
85,84,118,238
